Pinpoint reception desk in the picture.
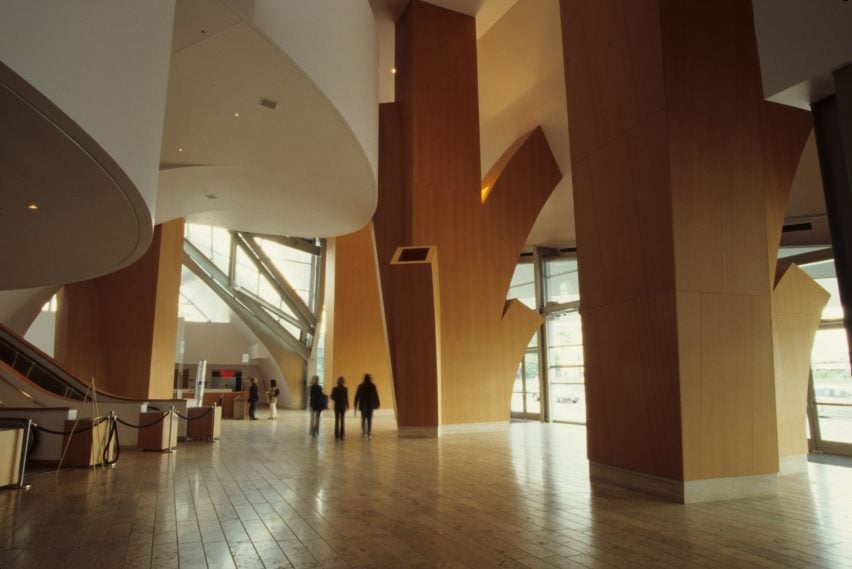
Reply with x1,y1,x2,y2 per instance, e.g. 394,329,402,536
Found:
179,390,248,419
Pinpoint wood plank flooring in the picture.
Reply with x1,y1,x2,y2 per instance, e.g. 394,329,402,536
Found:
0,411,851,568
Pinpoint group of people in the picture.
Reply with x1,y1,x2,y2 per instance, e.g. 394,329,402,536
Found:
247,377,279,420
309,374,380,440
245,374,380,439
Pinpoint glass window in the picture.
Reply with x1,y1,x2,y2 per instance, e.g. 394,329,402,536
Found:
186,223,231,276
177,267,231,323
256,238,314,305
234,247,259,292
545,258,579,305
812,327,852,445
508,263,536,310
547,310,586,424
815,277,844,320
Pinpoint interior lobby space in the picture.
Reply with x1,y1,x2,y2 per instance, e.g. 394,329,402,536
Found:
2,414,852,569
4,0,852,567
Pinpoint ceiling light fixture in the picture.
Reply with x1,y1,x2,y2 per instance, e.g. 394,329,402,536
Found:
178,147,183,152
234,112,240,118
391,67,397,74
27,203,39,210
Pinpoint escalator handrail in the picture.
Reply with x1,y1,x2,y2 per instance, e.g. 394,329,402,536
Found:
0,322,140,402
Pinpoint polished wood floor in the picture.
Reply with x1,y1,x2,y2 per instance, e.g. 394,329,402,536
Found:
1,411,851,568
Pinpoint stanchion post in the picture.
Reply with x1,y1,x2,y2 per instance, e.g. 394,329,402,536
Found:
109,412,117,467
168,406,175,453
17,420,33,490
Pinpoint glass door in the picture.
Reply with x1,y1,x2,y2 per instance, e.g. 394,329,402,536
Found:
511,349,541,420
809,326,852,456
546,310,586,424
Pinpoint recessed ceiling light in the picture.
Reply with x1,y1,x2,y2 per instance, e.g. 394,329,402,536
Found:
178,147,183,152
391,67,397,74
234,112,240,118
27,203,39,210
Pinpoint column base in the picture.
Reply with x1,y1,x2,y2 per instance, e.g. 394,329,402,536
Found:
779,454,808,474
590,462,778,504
439,421,509,436
397,426,439,438
397,421,510,438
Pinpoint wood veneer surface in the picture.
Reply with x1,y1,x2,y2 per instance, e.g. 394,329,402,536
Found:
326,224,395,413
375,1,561,426
562,0,810,481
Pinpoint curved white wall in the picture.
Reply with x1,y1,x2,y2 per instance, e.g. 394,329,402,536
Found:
0,0,176,219
226,0,379,182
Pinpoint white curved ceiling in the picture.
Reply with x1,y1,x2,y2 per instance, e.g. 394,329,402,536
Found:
0,64,151,290
157,0,377,237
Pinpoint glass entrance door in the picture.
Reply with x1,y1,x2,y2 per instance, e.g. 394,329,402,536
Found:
809,327,852,456
511,349,541,420
546,310,586,424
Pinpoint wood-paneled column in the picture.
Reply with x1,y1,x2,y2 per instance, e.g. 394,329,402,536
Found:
55,219,184,399
324,223,395,413
375,1,561,435
561,0,811,502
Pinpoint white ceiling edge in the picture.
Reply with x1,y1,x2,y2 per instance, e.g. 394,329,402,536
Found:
156,166,376,238
0,0,175,220
158,0,378,238
231,0,379,184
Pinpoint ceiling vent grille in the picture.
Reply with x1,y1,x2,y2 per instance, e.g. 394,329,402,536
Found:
258,97,278,110
782,222,812,233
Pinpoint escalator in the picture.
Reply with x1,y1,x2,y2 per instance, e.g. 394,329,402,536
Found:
0,322,190,453
0,328,85,401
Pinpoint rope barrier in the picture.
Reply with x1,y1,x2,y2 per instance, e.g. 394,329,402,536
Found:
30,406,214,436
19,405,215,471
114,411,170,430
173,406,214,422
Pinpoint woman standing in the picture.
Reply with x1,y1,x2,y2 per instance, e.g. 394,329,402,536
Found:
353,373,380,439
267,379,280,420
331,377,349,440
308,376,326,438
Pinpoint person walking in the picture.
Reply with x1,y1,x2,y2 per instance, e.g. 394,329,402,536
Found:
308,376,326,438
267,379,280,420
331,376,349,440
353,373,380,439
248,377,259,420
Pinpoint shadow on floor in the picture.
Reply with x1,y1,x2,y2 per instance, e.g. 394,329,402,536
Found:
808,452,852,468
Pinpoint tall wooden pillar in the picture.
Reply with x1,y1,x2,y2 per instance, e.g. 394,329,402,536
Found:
324,223,395,411
375,1,561,435
561,0,811,501
55,219,184,399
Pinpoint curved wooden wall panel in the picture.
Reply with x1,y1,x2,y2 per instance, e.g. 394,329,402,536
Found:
325,223,395,413
54,219,183,399
772,265,830,461
374,1,562,428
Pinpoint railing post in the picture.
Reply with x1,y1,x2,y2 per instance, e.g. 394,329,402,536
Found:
168,406,175,453
17,419,33,490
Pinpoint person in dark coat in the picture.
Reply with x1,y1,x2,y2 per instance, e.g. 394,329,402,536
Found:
248,377,259,420
308,375,325,438
331,376,349,440
353,373,380,439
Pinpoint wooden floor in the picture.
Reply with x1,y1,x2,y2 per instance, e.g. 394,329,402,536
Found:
1,410,852,569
